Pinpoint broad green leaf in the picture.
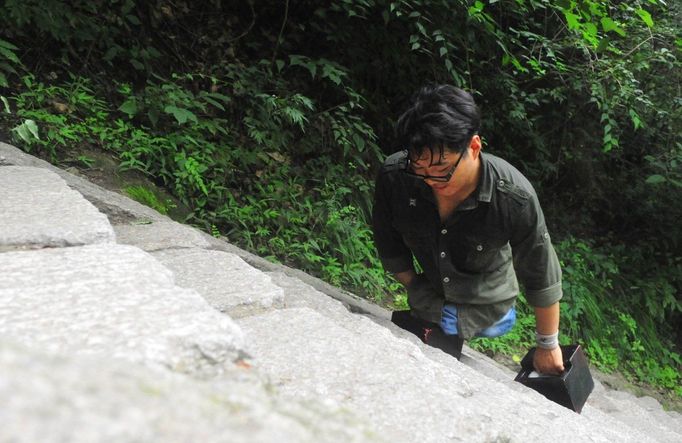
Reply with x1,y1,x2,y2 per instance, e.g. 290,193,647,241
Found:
1,95,10,113
0,60,17,74
289,55,317,78
126,14,141,26
25,119,39,139
600,17,626,37
564,12,580,30
596,37,610,53
275,59,285,72
444,58,453,71
584,22,598,37
645,174,666,184
439,46,447,57
130,58,145,70
118,99,138,117
468,0,485,15
201,96,225,111
103,46,120,62
0,38,19,50
636,9,653,28
12,119,40,144
0,47,20,64
0,72,7,88
164,105,197,124
629,109,643,130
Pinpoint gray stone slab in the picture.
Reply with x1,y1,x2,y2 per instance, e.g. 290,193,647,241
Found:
153,248,284,317
238,307,656,443
0,142,165,223
267,271,353,321
583,389,682,442
0,244,244,375
0,166,114,250
114,220,211,251
0,340,385,443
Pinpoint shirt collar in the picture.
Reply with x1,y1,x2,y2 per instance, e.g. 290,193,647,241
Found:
476,152,494,203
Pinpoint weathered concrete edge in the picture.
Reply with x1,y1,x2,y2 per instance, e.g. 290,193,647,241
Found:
0,140,519,380
0,142,165,224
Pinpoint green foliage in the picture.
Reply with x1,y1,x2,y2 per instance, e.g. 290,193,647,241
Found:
0,37,22,88
557,237,681,390
123,185,175,215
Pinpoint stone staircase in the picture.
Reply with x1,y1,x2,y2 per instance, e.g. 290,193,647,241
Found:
1,141,680,442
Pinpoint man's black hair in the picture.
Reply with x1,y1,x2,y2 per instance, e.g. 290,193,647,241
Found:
396,84,481,164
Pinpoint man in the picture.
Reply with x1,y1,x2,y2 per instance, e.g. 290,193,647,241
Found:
372,84,564,374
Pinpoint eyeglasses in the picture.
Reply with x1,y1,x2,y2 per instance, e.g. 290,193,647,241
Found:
403,149,466,182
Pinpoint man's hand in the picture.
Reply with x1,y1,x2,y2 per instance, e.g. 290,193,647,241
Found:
533,346,564,375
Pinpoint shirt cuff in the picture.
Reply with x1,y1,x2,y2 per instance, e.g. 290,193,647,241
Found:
525,281,563,307
380,254,414,274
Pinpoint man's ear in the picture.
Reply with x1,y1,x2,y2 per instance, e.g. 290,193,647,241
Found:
470,135,482,159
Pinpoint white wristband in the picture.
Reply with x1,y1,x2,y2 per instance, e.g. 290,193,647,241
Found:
536,331,559,350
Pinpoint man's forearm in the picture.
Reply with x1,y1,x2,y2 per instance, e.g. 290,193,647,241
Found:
534,301,560,334
533,301,564,374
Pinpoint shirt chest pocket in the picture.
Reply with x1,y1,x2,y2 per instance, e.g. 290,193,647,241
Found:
461,234,508,272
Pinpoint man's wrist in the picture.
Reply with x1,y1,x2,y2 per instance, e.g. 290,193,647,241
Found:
536,331,559,349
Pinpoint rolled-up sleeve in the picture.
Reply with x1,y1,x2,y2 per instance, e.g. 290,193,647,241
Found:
509,191,563,307
371,172,414,274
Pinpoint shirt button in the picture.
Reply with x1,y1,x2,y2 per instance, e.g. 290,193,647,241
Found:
443,277,450,283
476,244,483,251
440,251,446,258
441,229,448,235
498,179,505,186
544,232,550,239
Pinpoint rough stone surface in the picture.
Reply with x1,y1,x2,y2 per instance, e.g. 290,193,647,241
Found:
583,389,682,442
114,220,212,251
0,142,164,223
2,141,680,442
0,166,114,249
0,340,385,443
268,271,353,322
153,248,284,317
0,244,244,375
238,307,655,443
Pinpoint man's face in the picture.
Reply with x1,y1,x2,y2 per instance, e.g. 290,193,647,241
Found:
409,147,467,196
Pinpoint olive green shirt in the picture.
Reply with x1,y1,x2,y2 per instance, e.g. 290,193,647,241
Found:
372,151,562,338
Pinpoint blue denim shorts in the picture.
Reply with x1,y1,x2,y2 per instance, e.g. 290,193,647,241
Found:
441,305,516,338
475,306,516,338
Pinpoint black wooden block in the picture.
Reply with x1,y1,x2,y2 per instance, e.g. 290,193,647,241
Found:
515,344,594,413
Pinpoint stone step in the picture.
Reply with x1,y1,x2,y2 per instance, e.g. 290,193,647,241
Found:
0,339,385,443
0,243,244,376
0,166,114,250
583,387,682,442
237,304,656,443
267,270,682,442
3,142,677,442
152,248,284,317
1,141,165,224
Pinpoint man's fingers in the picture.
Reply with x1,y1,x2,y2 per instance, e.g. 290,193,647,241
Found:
533,347,565,375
